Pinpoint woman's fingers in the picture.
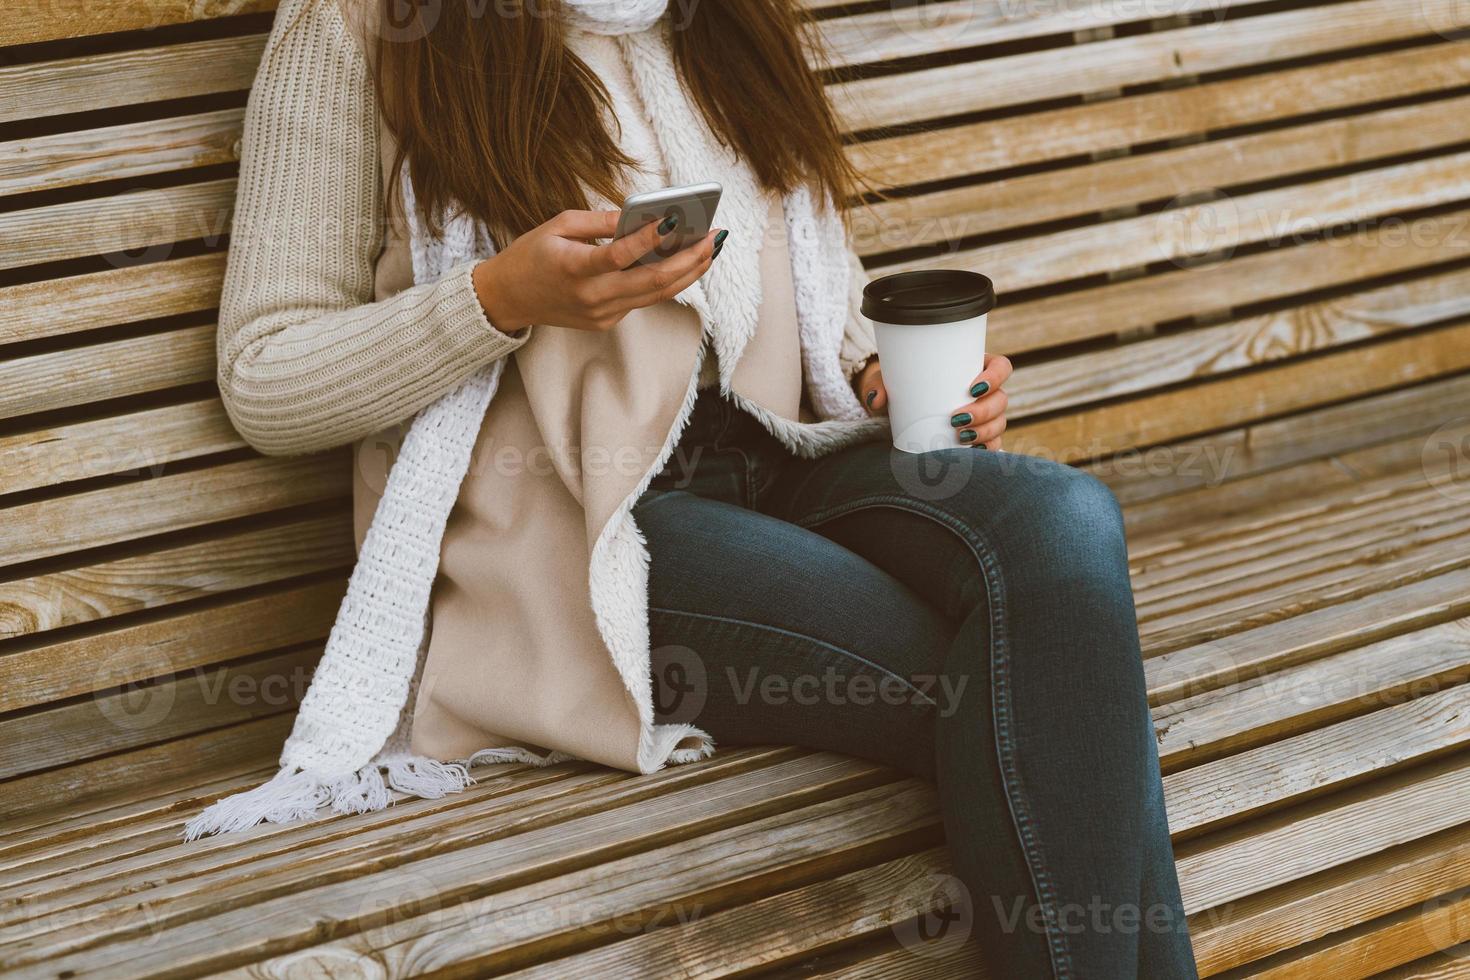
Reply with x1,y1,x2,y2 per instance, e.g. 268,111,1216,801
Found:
612,231,718,303
956,415,1006,449
948,389,1007,428
579,211,672,275
963,353,1013,401
552,209,621,243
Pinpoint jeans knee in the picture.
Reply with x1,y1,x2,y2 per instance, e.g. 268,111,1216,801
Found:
1006,461,1130,583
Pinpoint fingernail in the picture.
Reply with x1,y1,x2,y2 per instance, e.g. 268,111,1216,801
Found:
950,412,972,428
712,242,724,260
713,229,729,248
969,381,989,398
658,215,678,235
959,429,978,443
866,389,877,407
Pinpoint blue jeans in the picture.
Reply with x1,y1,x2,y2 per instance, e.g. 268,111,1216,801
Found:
634,390,1197,978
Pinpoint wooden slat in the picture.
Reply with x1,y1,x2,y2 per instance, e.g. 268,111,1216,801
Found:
1177,754,1470,915
0,513,352,638
1163,685,1470,838
859,94,1470,251
0,179,236,273
1154,617,1470,769
833,0,1470,131
224,782,940,978
0,109,244,197
0,453,350,568
0,324,215,420
848,41,1470,189
1105,376,1470,516
990,206,1470,356
1370,943,1470,979
1190,826,1470,975
0,646,317,781
0,400,245,495
1,0,276,46
0,577,343,714
1008,321,1470,464
484,851,965,979
1245,890,1470,979
0,713,290,827
872,148,1470,288
1144,566,1470,705
0,754,893,973
0,37,266,126
0,254,227,347
817,0,1277,68
1011,266,1470,420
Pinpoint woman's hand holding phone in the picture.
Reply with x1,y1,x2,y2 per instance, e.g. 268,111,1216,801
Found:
472,210,719,335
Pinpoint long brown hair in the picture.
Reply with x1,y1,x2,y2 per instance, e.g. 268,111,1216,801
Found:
373,0,862,240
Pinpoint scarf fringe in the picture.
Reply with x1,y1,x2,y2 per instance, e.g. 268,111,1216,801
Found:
183,755,476,841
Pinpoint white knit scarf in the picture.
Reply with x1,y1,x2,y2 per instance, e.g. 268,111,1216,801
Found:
185,0,870,840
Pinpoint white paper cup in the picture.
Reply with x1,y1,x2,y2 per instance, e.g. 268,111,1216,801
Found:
862,270,996,454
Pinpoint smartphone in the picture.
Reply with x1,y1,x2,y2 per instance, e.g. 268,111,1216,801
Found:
614,181,722,267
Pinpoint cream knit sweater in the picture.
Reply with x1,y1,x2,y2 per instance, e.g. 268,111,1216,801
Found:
217,0,877,457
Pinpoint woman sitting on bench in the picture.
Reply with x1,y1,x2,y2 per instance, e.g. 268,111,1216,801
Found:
201,0,1198,975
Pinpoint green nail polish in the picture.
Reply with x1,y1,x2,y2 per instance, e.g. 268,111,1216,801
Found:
713,229,729,248
866,389,877,407
712,242,724,260
658,215,678,235
959,429,978,443
970,381,989,398
950,412,973,427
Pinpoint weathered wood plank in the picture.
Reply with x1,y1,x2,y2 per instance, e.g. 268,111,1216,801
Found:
0,180,235,273
818,0,1276,68
833,0,1470,131
989,206,1470,356
1163,685,1470,839
0,254,227,346
0,400,245,495
1190,826,1470,976
1011,265,1470,420
0,646,318,781
1176,754,1470,915
1144,567,1470,705
0,513,352,638
493,851,967,977
1008,322,1470,464
0,0,276,46
221,783,941,978
1245,890,1470,979
0,754,894,973
0,577,344,714
0,453,350,568
0,37,266,126
0,713,290,828
0,109,244,197
0,325,215,420
1154,618,1470,770
859,94,1470,251
848,42,1470,188
871,148,1470,289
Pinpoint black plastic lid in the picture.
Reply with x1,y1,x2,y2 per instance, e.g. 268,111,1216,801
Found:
861,270,996,325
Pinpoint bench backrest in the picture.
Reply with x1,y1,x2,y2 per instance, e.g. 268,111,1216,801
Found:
3,0,1467,816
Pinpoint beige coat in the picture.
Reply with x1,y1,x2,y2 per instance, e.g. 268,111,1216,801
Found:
348,23,885,773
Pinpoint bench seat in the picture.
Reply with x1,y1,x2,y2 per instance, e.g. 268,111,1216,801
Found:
5,0,1470,975
3,414,1467,978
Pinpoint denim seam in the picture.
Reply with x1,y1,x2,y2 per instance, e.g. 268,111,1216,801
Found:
794,494,1075,979
649,605,937,704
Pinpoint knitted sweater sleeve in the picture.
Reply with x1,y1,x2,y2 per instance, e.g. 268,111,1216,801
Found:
839,243,879,379
216,0,527,456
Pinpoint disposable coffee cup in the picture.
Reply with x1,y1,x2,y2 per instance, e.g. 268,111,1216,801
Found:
861,270,996,454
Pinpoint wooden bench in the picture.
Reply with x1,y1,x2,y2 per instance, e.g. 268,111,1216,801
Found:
3,0,1469,975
